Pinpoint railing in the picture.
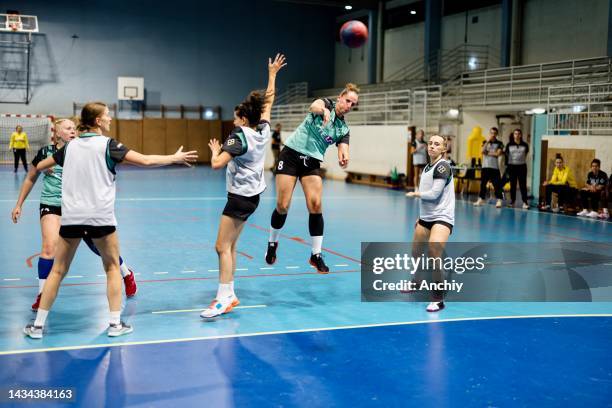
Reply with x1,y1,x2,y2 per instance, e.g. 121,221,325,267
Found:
273,56,612,130
547,82,612,135
271,89,412,128
275,82,308,105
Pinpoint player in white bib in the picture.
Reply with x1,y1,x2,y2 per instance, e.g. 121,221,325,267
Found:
200,54,286,318
24,102,197,339
406,135,455,312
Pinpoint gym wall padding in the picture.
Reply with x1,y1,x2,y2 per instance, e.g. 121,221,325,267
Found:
117,120,143,153
142,119,166,155
165,119,188,155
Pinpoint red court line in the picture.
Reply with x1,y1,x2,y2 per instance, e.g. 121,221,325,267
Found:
0,269,359,289
237,251,253,260
247,222,362,264
26,253,40,268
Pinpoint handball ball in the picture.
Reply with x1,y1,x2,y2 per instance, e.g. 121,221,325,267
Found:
340,20,368,48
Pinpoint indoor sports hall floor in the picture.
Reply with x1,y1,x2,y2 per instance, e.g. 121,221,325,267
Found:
1,165,611,407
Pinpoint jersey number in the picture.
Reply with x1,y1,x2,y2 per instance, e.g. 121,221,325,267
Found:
277,161,284,170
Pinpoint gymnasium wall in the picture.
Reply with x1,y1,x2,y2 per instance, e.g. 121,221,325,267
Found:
521,0,610,65
542,135,612,183
336,0,609,84
2,0,338,119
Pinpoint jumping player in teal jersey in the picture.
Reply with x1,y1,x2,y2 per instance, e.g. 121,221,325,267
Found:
265,83,359,273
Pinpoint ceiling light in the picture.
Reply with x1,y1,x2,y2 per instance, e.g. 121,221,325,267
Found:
410,10,416,15
345,5,352,10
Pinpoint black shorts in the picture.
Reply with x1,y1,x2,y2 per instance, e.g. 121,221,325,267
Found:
40,204,61,219
417,219,453,234
276,146,321,178
223,193,260,221
59,225,116,239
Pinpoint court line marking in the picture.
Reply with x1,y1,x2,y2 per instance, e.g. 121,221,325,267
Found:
66,276,83,278
208,269,219,272
235,268,248,271
335,264,349,267
2,313,610,356
259,267,274,270
286,266,299,269
153,272,168,275
181,271,196,274
3,278,20,281
152,305,267,314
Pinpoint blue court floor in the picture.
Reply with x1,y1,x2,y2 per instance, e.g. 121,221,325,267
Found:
0,165,610,407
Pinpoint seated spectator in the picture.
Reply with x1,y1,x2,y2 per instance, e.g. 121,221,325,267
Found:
577,159,609,219
541,154,577,212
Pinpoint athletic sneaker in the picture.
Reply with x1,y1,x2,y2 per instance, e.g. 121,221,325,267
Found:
309,253,329,274
265,242,278,265
23,323,43,339
495,199,503,208
31,293,41,311
123,269,138,297
473,198,485,206
426,301,445,312
522,203,529,210
200,296,240,318
577,209,589,217
552,206,560,213
107,322,134,337
587,210,599,219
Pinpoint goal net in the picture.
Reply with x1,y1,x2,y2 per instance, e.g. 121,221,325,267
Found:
0,114,53,164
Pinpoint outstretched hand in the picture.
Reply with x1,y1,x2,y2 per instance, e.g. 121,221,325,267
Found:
268,53,287,75
174,146,198,167
208,139,221,154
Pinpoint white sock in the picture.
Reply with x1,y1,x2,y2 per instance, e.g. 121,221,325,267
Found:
229,281,235,296
119,261,130,278
110,311,121,326
216,283,233,300
38,279,46,293
34,309,49,327
269,228,281,243
312,236,323,255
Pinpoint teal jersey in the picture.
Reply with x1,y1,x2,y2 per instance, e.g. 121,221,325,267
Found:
32,144,63,207
284,98,350,161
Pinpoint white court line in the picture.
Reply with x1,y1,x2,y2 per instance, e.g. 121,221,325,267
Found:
3,278,20,281
134,273,141,276
286,266,299,269
502,261,519,264
66,276,83,278
259,267,274,270
3,313,611,356
152,305,267,314
334,264,349,267
236,268,248,271
96,274,105,277
181,271,196,274
604,263,612,266
551,262,565,265
153,272,168,275
208,269,219,272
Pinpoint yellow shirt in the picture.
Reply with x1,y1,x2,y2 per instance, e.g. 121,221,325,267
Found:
9,132,29,149
549,166,577,188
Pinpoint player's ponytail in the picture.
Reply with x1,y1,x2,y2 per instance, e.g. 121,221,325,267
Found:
235,91,266,126
78,102,107,132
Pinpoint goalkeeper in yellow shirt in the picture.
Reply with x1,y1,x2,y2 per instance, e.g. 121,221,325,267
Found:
541,154,577,212
9,125,30,173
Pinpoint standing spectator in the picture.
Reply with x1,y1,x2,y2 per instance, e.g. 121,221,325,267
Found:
409,129,427,192
474,127,504,208
577,159,608,219
541,154,577,212
271,123,282,173
9,125,30,173
505,128,530,209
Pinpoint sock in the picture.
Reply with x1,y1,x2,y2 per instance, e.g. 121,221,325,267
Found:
216,283,233,300
269,210,287,242
110,311,121,326
119,257,130,278
34,309,49,327
309,213,324,254
229,281,235,296
311,236,323,255
37,257,53,294
269,228,281,243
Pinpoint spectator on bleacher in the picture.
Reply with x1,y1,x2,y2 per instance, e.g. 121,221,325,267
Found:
474,127,504,208
541,154,577,212
9,125,30,173
577,159,609,219
271,123,282,173
410,129,427,191
504,128,530,209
